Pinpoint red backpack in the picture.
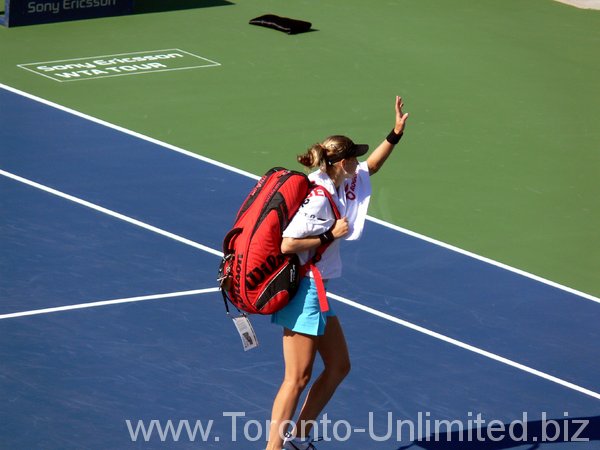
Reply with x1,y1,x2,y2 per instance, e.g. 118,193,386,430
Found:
218,167,340,315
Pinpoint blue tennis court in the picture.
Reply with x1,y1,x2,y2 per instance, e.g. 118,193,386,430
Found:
1,85,599,449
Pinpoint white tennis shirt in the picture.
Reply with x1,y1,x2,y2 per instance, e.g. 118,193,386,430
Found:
282,161,372,279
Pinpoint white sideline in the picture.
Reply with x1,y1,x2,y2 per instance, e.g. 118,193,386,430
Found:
0,288,220,320
1,82,597,304
366,216,600,304
328,292,600,401
1,168,599,401
0,169,223,257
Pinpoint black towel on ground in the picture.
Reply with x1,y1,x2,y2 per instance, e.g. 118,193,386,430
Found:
249,14,312,35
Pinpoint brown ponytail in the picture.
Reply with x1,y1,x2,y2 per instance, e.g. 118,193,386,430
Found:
297,143,328,169
296,135,356,171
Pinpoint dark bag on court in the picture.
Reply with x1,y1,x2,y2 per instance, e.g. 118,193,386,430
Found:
218,167,339,315
248,14,312,35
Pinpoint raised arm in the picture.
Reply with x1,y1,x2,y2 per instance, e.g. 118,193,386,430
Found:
367,96,409,176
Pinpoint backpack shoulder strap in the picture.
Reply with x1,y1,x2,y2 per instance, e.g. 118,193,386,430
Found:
301,183,341,313
308,182,341,219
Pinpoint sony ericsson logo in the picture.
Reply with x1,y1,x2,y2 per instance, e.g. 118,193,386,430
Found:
19,50,220,82
27,0,118,15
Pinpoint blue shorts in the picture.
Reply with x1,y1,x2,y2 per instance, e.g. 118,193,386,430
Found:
271,277,336,336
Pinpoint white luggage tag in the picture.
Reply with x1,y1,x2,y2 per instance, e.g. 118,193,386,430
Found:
231,314,259,351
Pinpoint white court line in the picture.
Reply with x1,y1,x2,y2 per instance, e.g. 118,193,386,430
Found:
1,169,599,401
328,293,600,401
367,216,600,304
0,169,223,258
1,82,598,304
0,83,258,180
0,288,220,320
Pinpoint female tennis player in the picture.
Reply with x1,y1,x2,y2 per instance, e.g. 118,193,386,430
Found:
265,96,409,450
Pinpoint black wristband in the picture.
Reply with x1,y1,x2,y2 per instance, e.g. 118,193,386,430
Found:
318,230,335,245
386,129,403,145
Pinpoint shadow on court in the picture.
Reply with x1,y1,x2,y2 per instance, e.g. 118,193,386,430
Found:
134,0,234,14
396,415,599,449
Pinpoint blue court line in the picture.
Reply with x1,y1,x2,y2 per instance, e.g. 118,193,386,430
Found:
1,167,598,402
